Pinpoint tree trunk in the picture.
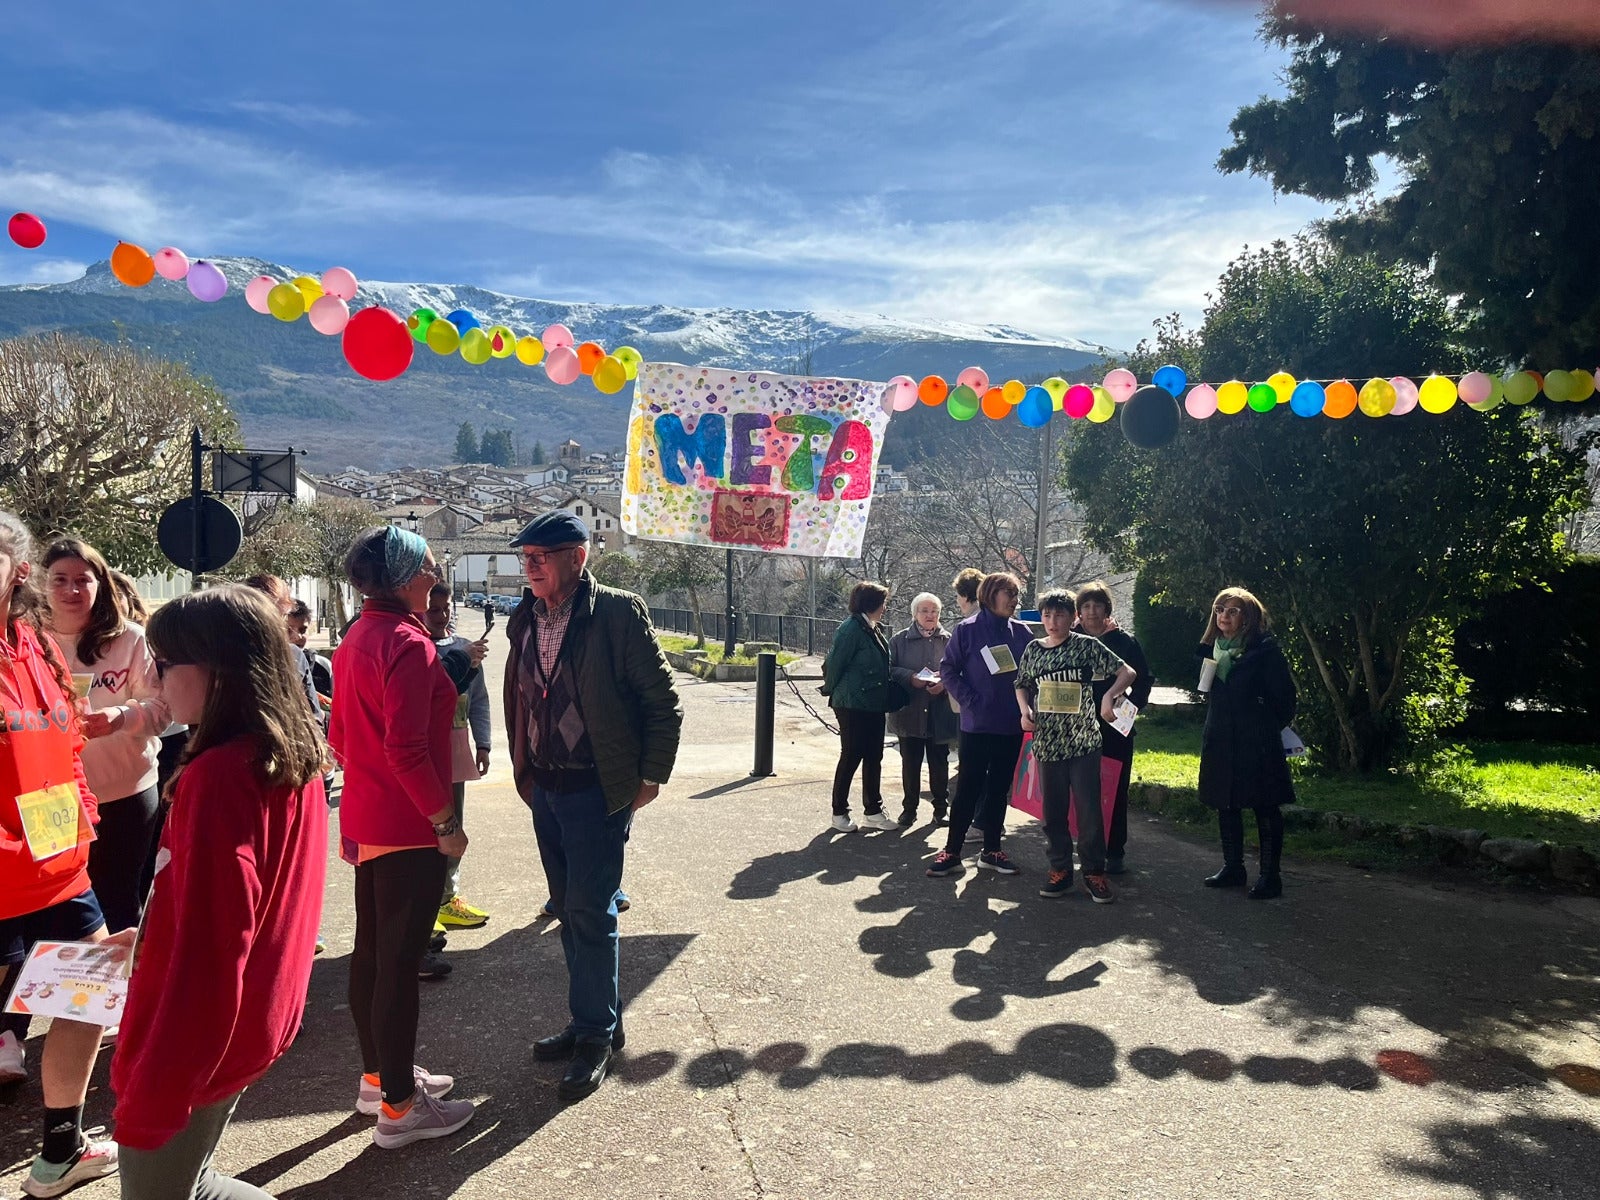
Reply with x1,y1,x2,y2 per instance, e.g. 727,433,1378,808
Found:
686,582,706,649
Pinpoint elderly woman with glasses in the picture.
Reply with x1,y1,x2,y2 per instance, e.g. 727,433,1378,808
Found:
1196,586,1297,899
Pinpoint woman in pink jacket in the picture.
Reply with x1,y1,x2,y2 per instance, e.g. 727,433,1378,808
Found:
328,526,475,1150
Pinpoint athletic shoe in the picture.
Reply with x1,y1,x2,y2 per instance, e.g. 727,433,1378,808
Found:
418,953,452,981
861,811,899,832
830,814,857,832
0,1029,25,1084
616,891,631,913
931,803,948,826
538,899,557,919
315,933,327,955
373,1089,476,1150
1084,873,1115,904
963,826,984,843
977,850,1020,875
22,1137,118,1198
357,1065,455,1115
438,896,489,929
1039,869,1074,898
897,808,917,827
925,851,964,878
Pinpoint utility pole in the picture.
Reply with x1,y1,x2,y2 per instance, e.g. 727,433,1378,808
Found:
723,548,738,658
1032,417,1055,602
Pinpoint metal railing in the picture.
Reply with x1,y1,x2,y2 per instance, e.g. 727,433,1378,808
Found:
649,606,838,655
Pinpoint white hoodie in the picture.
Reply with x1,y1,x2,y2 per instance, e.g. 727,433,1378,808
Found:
54,622,170,801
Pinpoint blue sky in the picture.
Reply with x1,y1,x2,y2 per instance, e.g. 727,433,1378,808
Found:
0,0,1331,349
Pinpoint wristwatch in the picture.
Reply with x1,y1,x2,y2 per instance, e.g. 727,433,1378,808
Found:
432,815,461,837
641,779,663,788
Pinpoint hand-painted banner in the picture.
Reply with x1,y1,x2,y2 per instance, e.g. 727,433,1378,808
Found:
622,363,891,558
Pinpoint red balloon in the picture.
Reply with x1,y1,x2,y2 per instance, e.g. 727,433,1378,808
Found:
341,306,414,381
7,212,46,249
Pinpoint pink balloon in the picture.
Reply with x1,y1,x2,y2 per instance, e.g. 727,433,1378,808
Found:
1184,383,1219,419
309,294,351,335
1457,371,1493,405
245,275,277,314
541,323,575,353
545,345,581,384
321,266,358,301
1064,384,1095,419
1389,376,1420,416
153,247,189,281
1103,368,1138,403
955,366,989,395
886,374,918,412
185,260,228,302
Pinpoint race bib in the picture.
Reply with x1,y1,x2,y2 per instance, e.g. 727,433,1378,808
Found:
453,693,471,730
16,783,80,862
1036,679,1083,714
981,645,1017,675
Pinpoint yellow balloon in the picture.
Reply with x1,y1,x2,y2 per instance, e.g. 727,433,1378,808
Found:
1358,377,1396,417
426,319,460,355
1216,380,1248,415
1001,379,1026,405
1542,369,1574,402
515,335,546,366
1569,369,1595,402
594,356,628,394
1267,371,1297,405
613,346,643,379
487,325,516,358
459,327,492,365
267,282,305,322
1087,386,1116,423
1041,376,1068,405
292,275,323,309
1417,374,1457,414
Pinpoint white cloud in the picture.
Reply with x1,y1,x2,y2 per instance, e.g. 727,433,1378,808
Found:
224,100,366,128
0,254,91,286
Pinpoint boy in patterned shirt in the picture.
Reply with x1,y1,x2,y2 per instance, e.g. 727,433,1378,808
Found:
1015,590,1138,903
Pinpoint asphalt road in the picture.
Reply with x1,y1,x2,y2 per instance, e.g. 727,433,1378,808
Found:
3,631,1598,1199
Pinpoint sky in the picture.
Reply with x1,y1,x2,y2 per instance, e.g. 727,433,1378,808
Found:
0,0,1333,350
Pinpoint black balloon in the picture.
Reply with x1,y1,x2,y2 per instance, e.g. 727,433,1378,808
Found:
1121,384,1181,449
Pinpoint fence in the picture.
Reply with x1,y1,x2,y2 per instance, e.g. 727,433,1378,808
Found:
649,607,838,656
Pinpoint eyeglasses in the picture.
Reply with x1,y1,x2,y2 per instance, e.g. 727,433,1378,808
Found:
519,546,581,566
1213,604,1243,617
420,561,445,580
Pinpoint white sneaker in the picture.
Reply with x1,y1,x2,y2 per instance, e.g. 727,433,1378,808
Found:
830,814,857,832
357,1065,455,1115
0,1030,25,1084
22,1137,118,1197
373,1087,476,1149
861,812,900,831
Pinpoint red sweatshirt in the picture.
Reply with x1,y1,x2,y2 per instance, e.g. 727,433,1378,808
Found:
327,602,455,845
1,622,99,921
111,735,327,1150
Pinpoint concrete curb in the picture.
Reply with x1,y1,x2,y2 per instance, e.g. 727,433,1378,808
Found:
663,650,758,682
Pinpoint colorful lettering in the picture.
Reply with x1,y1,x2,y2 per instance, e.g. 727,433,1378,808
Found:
654,413,727,486
817,420,875,501
729,413,772,487
774,415,833,492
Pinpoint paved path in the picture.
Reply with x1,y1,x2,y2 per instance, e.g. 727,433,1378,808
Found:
3,632,1598,1199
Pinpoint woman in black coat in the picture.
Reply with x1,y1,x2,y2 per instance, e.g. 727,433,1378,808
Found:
1196,587,1296,899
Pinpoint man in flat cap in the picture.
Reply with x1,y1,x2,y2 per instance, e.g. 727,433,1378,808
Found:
503,510,682,1102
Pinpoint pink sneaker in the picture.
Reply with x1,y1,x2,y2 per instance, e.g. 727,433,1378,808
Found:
356,1065,455,1115
373,1088,476,1149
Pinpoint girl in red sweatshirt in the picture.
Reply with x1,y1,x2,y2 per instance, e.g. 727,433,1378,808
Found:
110,585,329,1199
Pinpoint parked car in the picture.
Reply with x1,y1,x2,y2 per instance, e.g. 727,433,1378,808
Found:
466,592,488,608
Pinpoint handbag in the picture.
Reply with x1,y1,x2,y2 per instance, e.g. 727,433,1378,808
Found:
885,679,911,713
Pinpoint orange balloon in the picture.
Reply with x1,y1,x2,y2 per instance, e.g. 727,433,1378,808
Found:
918,375,948,405
110,241,155,287
1527,370,1545,388
1323,378,1358,419
980,386,1010,420
576,341,606,375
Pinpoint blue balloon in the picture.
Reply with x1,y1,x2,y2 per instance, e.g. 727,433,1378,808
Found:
445,308,481,333
1018,387,1053,428
1152,364,1188,398
1289,380,1326,417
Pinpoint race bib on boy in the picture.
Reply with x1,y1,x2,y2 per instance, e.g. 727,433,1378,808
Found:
1036,679,1083,714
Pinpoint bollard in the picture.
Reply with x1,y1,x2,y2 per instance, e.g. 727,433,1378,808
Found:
752,651,776,777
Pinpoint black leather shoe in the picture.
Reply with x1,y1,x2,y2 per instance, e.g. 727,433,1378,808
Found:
1247,874,1283,900
533,1021,626,1062
557,1042,613,1103
1203,865,1248,888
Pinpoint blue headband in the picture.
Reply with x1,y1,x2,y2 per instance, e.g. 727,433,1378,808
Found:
383,526,428,586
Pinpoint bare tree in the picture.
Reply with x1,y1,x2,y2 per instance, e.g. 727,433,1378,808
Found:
298,498,379,640
0,334,236,573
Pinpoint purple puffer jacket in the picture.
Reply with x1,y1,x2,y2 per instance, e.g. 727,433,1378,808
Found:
940,609,1035,735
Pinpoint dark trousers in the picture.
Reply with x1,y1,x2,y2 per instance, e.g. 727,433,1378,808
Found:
1106,750,1133,860
1039,753,1107,875
1218,806,1285,876
944,731,1024,854
118,1091,270,1199
87,785,161,934
349,848,448,1105
831,708,885,816
897,736,949,814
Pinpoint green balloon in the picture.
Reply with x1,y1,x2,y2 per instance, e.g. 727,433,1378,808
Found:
1247,383,1277,412
947,384,980,421
425,318,460,355
1504,372,1539,405
459,327,493,365
408,307,437,343
1543,369,1573,402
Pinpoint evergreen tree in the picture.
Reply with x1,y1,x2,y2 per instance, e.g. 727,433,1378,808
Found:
454,421,479,462
530,441,547,465
480,428,515,467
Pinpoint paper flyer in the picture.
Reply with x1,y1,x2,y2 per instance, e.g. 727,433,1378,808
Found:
4,941,129,1026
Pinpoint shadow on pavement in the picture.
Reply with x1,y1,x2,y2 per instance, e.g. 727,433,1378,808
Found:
1387,1113,1600,1198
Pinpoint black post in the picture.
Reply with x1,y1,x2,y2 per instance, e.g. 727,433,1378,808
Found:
752,652,776,777
189,426,204,590
723,547,738,659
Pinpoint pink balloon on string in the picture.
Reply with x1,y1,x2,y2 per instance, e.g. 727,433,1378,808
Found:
245,275,277,314
1103,368,1138,403
153,247,190,281
321,266,359,301
1457,371,1493,406
185,260,228,302
308,294,351,335
1184,383,1219,419
955,366,989,395
1064,384,1095,419
1388,376,1420,416
885,375,918,412
545,345,581,384
541,324,575,353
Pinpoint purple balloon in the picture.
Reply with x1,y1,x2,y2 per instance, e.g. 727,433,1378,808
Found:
186,260,228,303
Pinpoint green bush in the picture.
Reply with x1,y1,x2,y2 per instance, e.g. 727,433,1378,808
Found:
1454,556,1600,717
1130,575,1208,694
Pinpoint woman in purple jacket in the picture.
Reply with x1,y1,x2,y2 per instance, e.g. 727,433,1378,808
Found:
926,572,1036,878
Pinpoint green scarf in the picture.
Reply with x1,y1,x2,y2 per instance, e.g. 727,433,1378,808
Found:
1212,635,1244,682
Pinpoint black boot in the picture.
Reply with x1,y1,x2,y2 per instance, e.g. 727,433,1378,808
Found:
1248,807,1284,899
1204,810,1247,888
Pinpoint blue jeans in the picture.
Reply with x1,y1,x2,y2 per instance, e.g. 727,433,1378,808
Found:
531,784,632,1045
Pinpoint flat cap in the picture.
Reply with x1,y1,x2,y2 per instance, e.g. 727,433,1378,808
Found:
509,510,591,548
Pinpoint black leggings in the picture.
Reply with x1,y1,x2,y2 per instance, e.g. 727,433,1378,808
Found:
831,708,886,816
87,785,161,934
349,848,448,1105
944,731,1024,854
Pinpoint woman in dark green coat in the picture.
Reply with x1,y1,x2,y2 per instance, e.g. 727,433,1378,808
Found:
821,581,899,833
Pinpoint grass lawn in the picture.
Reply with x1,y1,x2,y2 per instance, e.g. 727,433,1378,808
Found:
657,634,799,668
1131,706,1600,856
